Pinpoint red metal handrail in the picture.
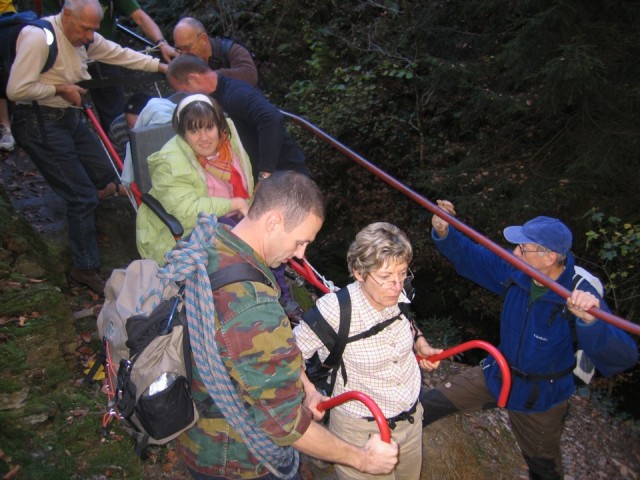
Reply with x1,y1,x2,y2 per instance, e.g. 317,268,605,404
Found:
281,110,640,337
416,340,511,407
287,257,331,294
83,103,142,207
317,391,391,443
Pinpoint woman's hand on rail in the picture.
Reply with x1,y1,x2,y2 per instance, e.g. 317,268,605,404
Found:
415,338,443,371
432,199,456,238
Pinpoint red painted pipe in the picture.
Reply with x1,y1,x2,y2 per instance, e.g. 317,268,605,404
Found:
416,340,511,407
280,110,640,337
83,103,143,206
287,257,330,294
317,391,391,443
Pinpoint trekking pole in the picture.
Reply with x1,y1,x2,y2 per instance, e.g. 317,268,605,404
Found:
82,101,141,209
416,340,511,407
280,110,640,337
317,391,391,443
116,21,155,49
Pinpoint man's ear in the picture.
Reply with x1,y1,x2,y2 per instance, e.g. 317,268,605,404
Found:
544,251,558,268
185,72,199,85
264,211,284,234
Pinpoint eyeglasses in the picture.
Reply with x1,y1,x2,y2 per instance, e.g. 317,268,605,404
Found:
175,42,195,54
517,244,543,255
368,268,414,289
175,32,205,54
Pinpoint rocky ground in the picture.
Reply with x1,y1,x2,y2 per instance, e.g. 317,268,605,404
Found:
1,144,638,479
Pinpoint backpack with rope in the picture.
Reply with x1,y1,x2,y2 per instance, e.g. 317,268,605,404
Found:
89,259,270,457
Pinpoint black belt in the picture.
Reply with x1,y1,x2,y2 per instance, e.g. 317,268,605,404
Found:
365,399,418,430
510,363,575,409
510,363,574,383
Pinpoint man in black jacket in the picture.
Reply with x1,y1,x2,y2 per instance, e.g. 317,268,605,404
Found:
166,54,308,181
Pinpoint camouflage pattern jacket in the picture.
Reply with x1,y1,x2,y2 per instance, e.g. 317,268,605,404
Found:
175,222,313,479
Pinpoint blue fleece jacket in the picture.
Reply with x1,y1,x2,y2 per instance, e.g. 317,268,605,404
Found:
432,226,638,412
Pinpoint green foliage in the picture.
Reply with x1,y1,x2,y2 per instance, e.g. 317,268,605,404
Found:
0,339,26,375
136,0,639,346
419,315,463,349
583,209,640,319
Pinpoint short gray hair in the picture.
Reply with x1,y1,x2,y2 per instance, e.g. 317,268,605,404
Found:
347,222,412,277
64,0,103,18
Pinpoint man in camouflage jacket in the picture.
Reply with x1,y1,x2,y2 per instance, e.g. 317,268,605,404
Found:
175,171,399,479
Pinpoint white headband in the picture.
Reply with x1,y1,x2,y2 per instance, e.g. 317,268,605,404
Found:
176,94,213,118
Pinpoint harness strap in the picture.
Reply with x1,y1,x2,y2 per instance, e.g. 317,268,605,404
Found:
511,363,575,409
365,399,418,430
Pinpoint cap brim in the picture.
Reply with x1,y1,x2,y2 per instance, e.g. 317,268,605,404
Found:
503,226,533,245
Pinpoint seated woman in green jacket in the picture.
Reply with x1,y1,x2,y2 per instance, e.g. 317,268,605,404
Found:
136,94,253,264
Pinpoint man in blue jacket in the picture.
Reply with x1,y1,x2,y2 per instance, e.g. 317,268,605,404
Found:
421,200,638,480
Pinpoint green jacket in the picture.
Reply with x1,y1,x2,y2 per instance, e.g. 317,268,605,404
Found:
135,133,253,265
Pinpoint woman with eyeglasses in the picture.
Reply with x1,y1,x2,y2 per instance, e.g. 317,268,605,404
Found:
293,222,442,480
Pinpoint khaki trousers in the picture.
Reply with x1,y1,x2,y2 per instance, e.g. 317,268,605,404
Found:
329,403,424,480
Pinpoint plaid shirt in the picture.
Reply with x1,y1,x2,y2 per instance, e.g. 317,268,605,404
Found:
294,282,421,418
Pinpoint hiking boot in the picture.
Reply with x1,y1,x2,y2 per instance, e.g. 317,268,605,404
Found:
69,268,105,294
0,125,15,152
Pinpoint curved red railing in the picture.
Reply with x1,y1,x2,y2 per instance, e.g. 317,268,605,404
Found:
280,110,640,337
317,391,391,443
287,257,331,294
416,340,511,407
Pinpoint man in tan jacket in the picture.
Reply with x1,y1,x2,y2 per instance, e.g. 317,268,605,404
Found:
7,0,167,292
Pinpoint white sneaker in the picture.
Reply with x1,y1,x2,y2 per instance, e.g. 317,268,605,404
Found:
0,125,15,152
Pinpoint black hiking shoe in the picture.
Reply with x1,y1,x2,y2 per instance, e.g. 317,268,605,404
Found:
69,268,105,294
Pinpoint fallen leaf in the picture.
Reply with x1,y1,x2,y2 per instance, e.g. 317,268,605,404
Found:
77,346,94,357
84,360,105,380
0,448,11,463
3,464,21,479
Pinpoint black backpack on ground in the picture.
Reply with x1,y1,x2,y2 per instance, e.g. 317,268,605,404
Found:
0,11,57,99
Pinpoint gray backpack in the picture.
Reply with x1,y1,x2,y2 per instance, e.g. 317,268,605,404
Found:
92,260,267,456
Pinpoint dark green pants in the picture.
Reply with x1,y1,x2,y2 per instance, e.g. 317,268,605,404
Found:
421,366,569,480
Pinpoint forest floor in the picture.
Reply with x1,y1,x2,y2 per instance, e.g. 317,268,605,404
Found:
1,144,638,479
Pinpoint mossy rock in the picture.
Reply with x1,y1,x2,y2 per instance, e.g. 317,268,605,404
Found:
0,283,69,318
